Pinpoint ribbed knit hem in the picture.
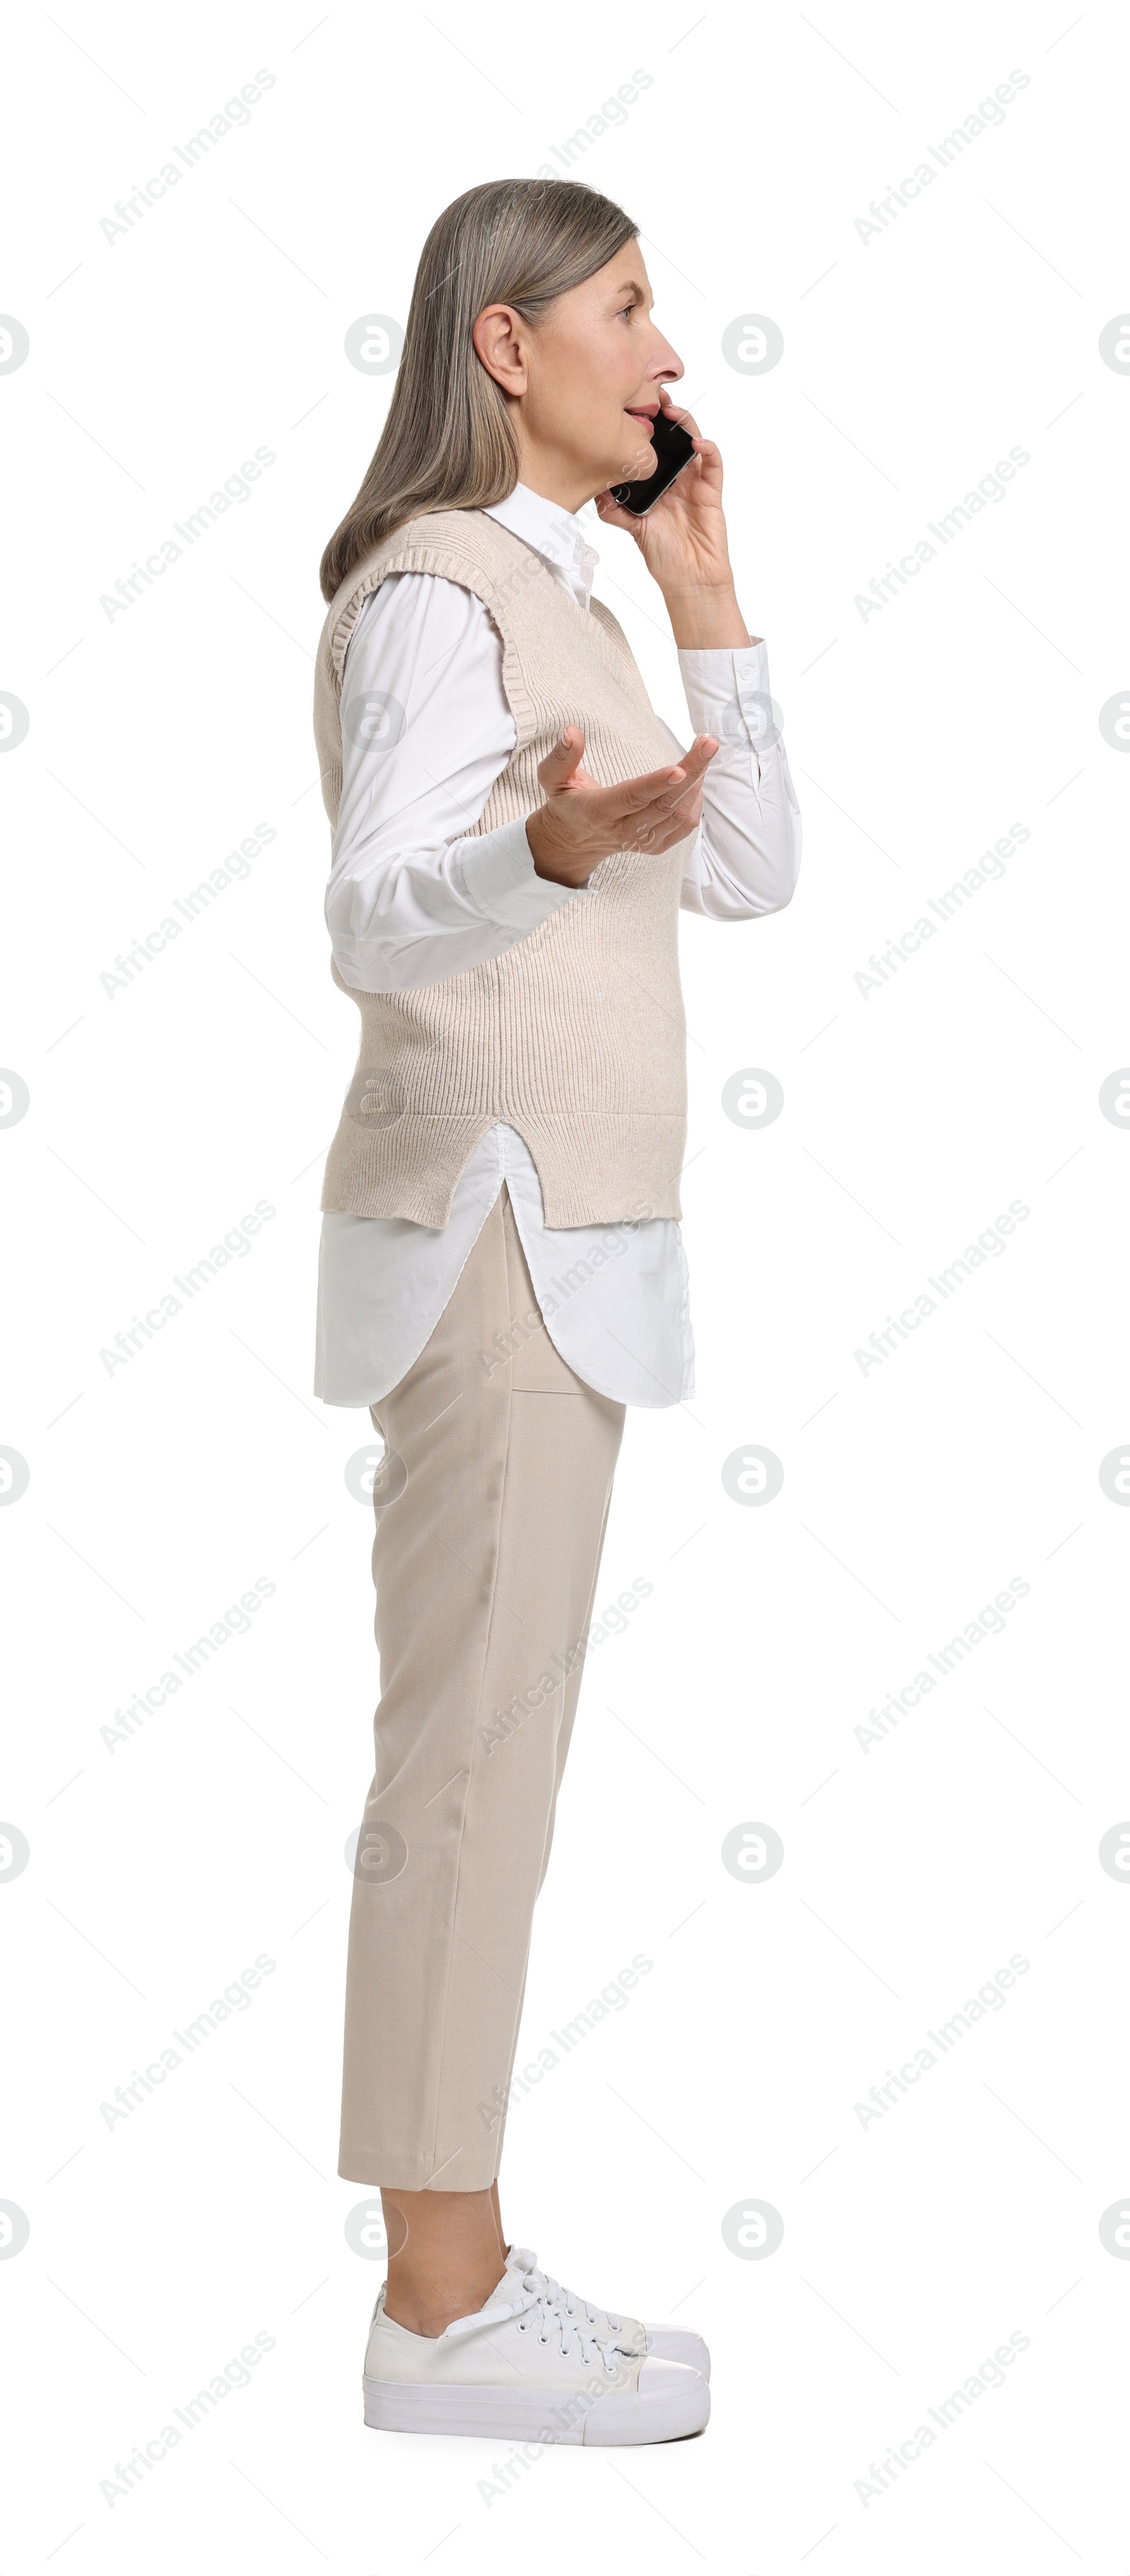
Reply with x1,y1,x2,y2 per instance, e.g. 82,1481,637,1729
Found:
319,1112,685,1230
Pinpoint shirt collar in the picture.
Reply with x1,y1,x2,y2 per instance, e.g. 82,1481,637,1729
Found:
483,481,600,613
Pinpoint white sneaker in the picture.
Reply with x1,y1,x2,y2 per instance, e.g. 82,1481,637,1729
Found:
503,2244,711,2383
362,2275,710,2446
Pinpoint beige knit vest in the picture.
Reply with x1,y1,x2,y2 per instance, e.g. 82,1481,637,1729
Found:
312,507,693,1228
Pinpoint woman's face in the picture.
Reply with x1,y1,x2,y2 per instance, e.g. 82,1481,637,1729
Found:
473,241,684,511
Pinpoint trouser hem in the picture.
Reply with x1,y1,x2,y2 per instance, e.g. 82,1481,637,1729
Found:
338,2145,502,2191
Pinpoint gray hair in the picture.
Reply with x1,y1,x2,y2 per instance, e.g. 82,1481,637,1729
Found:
319,177,638,601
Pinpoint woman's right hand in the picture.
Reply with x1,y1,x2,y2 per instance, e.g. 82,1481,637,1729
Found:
525,726,718,888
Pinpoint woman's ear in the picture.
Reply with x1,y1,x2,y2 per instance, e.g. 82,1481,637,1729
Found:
472,304,528,397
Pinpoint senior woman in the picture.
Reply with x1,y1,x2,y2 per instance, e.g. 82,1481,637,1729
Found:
312,175,801,2445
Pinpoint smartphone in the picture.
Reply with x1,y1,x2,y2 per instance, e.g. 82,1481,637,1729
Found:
607,407,696,516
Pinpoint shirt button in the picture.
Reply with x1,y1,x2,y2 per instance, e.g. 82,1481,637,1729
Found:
739,662,752,677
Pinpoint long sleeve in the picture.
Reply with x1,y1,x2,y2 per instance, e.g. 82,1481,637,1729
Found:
325,557,802,1002
324,570,588,995
674,639,802,918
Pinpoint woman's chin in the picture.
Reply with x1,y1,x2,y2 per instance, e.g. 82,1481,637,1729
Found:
608,451,657,487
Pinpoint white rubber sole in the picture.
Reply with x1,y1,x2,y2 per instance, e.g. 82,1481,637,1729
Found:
362,2359,710,2446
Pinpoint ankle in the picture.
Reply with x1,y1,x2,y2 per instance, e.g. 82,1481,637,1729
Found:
384,2264,506,2340
382,2291,463,2338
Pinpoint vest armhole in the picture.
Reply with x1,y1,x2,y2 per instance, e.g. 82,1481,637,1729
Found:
328,553,541,745
328,541,533,692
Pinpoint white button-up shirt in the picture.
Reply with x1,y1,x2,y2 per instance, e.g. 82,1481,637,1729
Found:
314,483,802,1410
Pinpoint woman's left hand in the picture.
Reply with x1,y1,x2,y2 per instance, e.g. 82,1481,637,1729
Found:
593,394,736,599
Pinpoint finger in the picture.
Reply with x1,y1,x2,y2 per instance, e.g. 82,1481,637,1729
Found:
665,753,715,806
658,390,701,443
663,734,717,766
634,778,709,849
537,725,585,780
631,738,716,799
560,738,717,832
594,486,646,525
657,398,718,472
638,799,704,854
646,738,718,809
673,733,718,772
591,760,694,817
672,787,706,832
633,777,707,839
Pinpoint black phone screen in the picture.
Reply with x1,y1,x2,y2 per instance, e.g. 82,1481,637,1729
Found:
607,408,696,517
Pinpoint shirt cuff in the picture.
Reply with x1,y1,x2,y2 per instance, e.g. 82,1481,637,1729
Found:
677,639,779,759
454,816,589,930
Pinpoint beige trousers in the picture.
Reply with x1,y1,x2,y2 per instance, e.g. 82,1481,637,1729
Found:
339,1185,626,2189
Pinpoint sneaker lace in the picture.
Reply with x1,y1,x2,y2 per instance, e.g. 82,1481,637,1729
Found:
512,2284,631,2370
446,2282,630,2373
508,2248,620,2335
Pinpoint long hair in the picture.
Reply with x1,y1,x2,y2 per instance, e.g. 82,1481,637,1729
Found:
319,178,638,601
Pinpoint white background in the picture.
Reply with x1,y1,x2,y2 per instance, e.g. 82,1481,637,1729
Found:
3,2,1129,2567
